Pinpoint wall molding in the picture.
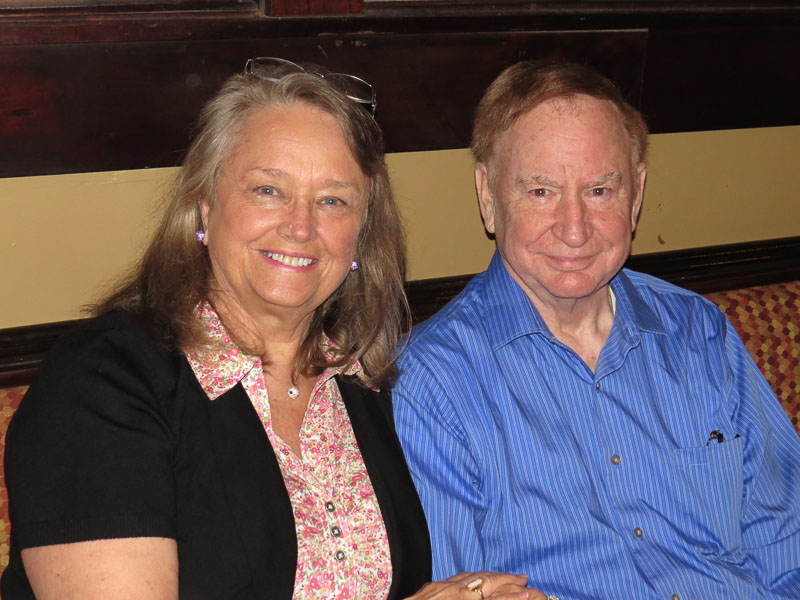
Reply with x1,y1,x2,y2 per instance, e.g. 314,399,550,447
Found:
2,236,798,387
406,236,800,322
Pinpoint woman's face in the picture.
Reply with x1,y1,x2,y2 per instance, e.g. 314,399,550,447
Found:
201,102,368,327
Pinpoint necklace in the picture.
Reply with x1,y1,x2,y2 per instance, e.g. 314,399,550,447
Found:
265,371,301,400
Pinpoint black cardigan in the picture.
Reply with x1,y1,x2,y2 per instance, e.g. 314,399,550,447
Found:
2,310,431,599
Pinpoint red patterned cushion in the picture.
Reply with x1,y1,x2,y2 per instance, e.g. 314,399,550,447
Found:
0,385,26,570
705,281,800,437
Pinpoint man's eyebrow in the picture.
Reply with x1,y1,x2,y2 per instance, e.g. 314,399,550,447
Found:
516,173,559,187
515,171,624,187
587,171,623,187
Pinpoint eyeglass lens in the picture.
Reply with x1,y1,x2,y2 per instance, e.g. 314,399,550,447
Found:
245,57,376,114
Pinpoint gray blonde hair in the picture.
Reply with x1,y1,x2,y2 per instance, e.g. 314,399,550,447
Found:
96,70,408,388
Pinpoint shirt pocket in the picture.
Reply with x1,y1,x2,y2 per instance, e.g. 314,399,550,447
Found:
665,436,744,553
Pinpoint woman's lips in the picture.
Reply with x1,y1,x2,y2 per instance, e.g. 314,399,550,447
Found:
261,251,315,268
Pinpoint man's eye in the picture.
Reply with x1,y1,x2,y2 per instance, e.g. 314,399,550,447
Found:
322,197,343,206
589,187,609,197
530,188,548,198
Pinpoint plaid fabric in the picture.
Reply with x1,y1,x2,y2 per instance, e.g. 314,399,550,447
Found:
0,386,25,570
705,280,800,437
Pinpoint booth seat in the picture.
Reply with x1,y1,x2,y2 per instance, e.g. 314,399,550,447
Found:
1,279,799,570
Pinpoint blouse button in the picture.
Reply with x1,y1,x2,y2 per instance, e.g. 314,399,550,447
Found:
634,527,644,538
595,381,601,390
334,550,346,561
325,501,336,513
331,525,342,537
611,454,621,465
671,595,681,600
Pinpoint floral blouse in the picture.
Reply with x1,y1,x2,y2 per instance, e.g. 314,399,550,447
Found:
187,304,392,599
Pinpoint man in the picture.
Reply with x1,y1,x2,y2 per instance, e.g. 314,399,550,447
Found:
393,60,800,600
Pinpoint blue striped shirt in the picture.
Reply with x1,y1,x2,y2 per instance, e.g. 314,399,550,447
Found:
393,251,800,600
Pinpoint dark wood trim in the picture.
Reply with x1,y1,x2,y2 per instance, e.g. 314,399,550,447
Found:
407,236,800,323
2,236,798,386
269,0,362,15
0,319,85,376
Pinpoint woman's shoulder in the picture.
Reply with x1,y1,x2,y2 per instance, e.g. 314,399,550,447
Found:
53,308,179,361
29,309,189,405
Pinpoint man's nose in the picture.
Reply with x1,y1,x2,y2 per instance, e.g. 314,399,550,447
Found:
278,200,316,242
553,192,592,247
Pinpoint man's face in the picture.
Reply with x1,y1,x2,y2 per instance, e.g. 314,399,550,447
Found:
475,94,646,310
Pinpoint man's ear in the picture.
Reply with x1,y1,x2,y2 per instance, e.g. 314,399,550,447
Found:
475,163,496,235
630,162,646,231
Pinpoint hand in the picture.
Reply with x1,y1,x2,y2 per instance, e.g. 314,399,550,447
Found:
404,571,547,600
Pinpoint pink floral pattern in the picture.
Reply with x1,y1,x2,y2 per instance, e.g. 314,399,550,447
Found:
187,304,392,600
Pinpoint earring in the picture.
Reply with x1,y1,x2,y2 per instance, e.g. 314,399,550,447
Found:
350,259,360,272
195,230,206,243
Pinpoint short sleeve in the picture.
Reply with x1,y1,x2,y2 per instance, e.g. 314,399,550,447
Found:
5,313,182,549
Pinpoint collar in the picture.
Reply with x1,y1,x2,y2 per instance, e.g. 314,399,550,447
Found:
186,303,361,401
482,251,667,350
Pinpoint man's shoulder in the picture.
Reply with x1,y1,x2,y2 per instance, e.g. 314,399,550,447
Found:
621,269,714,305
619,268,725,330
401,272,489,359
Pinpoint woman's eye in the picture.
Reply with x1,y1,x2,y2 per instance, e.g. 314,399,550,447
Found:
321,196,344,207
255,185,277,196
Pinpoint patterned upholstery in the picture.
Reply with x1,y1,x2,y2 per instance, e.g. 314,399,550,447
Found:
705,280,800,437
0,281,798,572
0,385,25,571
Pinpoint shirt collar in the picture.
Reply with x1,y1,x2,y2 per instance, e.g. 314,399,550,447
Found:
611,269,668,336
482,251,552,349
482,251,667,349
186,303,362,401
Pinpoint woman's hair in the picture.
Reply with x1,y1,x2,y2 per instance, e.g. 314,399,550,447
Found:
95,69,408,388
472,59,648,170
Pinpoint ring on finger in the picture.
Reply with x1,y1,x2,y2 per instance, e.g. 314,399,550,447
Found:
465,577,485,599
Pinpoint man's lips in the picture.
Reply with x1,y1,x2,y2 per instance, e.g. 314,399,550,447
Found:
545,254,597,270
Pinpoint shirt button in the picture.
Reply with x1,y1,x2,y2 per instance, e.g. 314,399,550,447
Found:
334,550,346,561
634,527,644,538
325,501,336,512
595,381,601,390
331,525,342,537
671,595,681,600
611,454,621,465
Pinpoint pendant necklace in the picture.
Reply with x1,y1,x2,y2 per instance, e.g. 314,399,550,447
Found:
265,371,301,400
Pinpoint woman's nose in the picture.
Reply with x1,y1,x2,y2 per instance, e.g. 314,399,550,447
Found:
278,200,316,242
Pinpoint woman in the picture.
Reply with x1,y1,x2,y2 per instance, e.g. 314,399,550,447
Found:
2,59,541,600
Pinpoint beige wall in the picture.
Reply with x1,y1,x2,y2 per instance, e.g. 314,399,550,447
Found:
2,125,799,329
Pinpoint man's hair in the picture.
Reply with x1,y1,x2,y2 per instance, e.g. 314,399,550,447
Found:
94,71,408,388
471,60,648,168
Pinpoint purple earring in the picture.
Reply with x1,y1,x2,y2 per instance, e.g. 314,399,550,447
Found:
350,259,360,272
195,230,206,243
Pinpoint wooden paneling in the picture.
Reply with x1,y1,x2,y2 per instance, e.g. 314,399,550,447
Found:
0,31,645,177
641,26,800,133
1,5,799,177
